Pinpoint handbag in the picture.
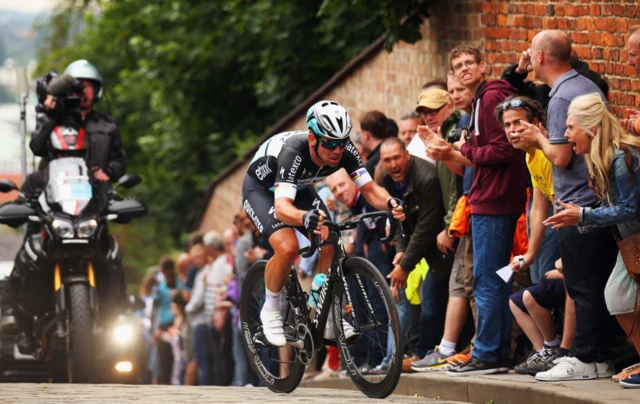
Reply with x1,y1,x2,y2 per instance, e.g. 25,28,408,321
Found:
613,226,640,282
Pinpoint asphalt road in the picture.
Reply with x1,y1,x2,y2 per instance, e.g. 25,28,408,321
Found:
0,384,466,403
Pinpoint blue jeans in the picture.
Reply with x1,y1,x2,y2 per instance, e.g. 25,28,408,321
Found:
414,269,449,358
471,214,519,363
527,199,561,283
193,323,212,385
381,289,411,366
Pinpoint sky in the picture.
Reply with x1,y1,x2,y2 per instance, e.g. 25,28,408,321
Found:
0,0,57,13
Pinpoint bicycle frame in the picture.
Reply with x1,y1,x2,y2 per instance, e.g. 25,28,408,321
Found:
283,228,379,353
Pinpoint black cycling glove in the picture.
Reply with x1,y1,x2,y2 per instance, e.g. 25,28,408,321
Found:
302,209,322,234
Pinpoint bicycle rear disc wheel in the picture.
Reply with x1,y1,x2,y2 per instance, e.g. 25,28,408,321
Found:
239,260,305,393
333,256,402,398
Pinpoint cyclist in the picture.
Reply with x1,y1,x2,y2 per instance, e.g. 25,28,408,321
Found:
242,100,405,347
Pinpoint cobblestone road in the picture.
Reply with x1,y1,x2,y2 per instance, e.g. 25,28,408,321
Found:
0,384,465,403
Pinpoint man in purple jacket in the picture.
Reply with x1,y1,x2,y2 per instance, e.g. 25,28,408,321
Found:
443,45,527,376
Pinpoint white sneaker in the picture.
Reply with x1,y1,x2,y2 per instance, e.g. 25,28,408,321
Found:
260,308,287,347
535,357,598,382
596,360,615,378
324,319,357,340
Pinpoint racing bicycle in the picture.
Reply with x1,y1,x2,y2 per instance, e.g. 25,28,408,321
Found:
240,209,403,398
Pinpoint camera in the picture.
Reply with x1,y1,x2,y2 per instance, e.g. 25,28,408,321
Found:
445,128,465,144
36,72,84,114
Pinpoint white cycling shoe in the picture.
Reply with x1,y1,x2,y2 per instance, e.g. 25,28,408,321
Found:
260,308,287,347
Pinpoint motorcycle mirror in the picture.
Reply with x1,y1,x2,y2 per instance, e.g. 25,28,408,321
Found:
116,175,142,189
0,179,19,193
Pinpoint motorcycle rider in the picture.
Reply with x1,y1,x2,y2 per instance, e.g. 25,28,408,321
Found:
12,60,128,354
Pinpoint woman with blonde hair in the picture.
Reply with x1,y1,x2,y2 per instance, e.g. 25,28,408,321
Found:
545,93,640,388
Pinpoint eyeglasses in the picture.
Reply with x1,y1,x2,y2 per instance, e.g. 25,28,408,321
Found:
500,99,531,111
418,105,446,117
318,137,349,150
452,60,478,72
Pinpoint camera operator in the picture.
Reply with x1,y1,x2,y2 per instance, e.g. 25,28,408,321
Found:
11,61,127,354
29,59,126,188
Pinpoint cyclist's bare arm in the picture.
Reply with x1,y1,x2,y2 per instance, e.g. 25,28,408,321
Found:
274,197,306,226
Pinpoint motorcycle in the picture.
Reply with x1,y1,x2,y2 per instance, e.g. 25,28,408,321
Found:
0,157,147,383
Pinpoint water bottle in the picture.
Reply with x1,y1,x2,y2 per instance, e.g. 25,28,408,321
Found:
307,273,327,308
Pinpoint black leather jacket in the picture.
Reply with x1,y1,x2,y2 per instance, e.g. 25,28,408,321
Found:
30,109,126,181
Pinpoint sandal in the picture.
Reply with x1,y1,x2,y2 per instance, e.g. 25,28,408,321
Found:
612,362,640,382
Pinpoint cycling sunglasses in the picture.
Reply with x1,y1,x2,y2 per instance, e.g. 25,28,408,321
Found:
318,137,349,150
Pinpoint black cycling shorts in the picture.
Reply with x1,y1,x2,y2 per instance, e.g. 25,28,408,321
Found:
242,176,330,242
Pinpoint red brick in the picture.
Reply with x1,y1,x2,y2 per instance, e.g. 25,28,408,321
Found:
525,4,535,14
602,5,612,15
496,14,507,26
574,5,589,16
571,32,589,44
557,19,568,30
589,4,601,17
586,18,596,31
612,4,625,17
481,14,496,25
567,19,578,30
617,19,627,33
564,5,575,16
535,5,546,16
595,19,606,31
554,4,565,16
592,47,604,60
626,6,638,18
605,18,618,32
544,17,558,29
602,32,615,47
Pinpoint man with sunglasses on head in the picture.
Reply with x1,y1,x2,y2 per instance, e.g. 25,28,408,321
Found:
242,100,405,347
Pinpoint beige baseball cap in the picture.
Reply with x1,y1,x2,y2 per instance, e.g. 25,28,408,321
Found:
416,89,451,112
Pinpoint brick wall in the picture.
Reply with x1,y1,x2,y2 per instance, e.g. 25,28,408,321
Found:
479,0,640,116
199,0,639,233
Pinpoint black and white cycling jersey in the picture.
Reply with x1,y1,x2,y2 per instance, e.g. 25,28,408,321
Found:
246,131,372,200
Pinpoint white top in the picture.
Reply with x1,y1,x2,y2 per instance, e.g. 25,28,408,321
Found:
185,254,233,327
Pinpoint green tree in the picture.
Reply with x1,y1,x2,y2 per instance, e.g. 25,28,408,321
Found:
34,0,426,278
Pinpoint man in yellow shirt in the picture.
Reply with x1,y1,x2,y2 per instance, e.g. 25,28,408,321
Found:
494,96,559,283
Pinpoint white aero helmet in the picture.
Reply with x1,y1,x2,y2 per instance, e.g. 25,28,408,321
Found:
306,100,352,139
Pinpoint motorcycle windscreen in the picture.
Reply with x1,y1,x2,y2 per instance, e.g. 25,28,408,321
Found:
45,157,93,216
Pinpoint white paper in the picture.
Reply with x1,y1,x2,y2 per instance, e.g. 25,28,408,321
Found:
496,265,514,283
406,136,436,165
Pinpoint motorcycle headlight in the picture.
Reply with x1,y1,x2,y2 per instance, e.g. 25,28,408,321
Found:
114,324,134,343
51,219,74,238
77,219,98,238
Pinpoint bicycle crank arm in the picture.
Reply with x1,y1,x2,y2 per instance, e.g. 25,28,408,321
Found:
286,338,306,349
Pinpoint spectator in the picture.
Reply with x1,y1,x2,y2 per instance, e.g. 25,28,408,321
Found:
360,110,390,175
498,96,560,282
156,292,188,385
349,131,368,165
154,257,181,384
495,95,572,375
542,93,640,383
515,30,618,381
184,243,211,385
138,273,158,384
501,51,609,110
398,112,421,146
380,137,452,373
412,74,475,372
176,253,192,299
444,45,526,377
622,26,640,137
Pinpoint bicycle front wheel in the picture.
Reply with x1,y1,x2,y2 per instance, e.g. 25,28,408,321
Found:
333,256,402,398
239,260,305,393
